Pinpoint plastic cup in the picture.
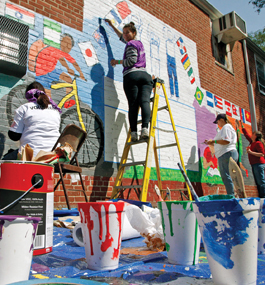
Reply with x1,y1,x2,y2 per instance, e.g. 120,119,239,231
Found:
258,198,265,254
193,197,260,285
157,201,201,265
0,215,41,285
78,201,125,270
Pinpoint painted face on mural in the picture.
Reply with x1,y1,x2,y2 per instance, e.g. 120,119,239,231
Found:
123,27,136,42
60,36,73,53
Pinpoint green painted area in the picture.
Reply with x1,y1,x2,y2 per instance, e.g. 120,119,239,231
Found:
122,157,223,185
166,242,170,251
43,38,60,49
44,19,61,32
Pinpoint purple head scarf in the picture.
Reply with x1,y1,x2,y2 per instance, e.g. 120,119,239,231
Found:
25,89,62,113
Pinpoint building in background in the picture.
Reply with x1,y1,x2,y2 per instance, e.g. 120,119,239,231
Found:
0,0,264,208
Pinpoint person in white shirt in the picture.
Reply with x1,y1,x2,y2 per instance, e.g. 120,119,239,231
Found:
204,113,238,195
3,81,61,159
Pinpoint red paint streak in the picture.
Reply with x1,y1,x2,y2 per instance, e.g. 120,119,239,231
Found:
101,203,113,252
79,204,94,256
91,203,103,240
112,202,125,259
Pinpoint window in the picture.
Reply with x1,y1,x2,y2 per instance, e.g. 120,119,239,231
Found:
212,36,233,73
0,15,29,77
255,57,265,95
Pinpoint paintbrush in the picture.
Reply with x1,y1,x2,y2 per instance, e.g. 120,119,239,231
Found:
154,185,164,201
177,163,199,202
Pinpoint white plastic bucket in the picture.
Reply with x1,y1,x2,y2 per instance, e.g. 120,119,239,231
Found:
78,202,125,270
0,215,41,285
193,198,260,285
157,200,201,265
258,198,265,254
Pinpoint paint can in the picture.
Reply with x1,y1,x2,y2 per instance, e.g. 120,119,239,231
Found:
157,201,201,265
258,198,265,254
0,161,54,255
78,201,125,270
0,215,41,285
193,197,260,285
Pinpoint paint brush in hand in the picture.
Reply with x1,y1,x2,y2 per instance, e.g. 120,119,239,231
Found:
154,185,164,201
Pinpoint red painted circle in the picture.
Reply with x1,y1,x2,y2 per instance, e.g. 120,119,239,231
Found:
85,48,92,57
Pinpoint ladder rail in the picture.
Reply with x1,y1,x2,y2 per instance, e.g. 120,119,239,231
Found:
161,83,192,200
139,83,160,201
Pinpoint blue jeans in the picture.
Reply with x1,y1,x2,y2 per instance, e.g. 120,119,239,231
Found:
251,163,265,198
218,149,239,195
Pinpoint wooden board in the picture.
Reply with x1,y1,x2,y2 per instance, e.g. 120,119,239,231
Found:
229,157,247,198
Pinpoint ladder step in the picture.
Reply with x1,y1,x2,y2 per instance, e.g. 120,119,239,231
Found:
115,185,142,189
155,143,178,149
158,105,168,111
161,189,187,192
121,161,146,167
127,139,148,146
153,126,176,133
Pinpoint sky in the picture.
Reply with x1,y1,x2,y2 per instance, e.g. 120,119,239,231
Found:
206,0,265,33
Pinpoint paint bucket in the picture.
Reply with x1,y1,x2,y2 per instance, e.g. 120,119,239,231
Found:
78,201,125,270
258,198,265,254
157,201,201,265
0,161,54,255
0,215,41,285
193,198,260,285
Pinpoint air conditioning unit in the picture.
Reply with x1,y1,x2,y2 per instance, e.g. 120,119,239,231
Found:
212,11,247,44
0,15,29,77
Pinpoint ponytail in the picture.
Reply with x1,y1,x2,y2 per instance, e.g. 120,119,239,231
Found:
37,94,50,109
25,81,49,109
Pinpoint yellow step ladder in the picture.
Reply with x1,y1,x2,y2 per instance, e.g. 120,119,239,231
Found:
111,78,192,202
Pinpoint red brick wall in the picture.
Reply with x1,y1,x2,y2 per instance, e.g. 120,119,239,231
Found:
54,174,259,209
9,0,84,30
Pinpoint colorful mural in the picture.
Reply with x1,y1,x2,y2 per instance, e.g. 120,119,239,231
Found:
0,0,255,188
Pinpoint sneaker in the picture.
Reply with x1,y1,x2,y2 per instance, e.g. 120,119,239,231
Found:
131,131,138,142
140,128,149,139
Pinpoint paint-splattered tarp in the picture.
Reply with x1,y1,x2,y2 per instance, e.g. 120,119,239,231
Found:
29,227,265,284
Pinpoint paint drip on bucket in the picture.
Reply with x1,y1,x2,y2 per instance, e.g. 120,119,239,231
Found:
78,202,125,270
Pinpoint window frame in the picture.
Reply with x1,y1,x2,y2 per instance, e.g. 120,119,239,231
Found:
255,55,265,95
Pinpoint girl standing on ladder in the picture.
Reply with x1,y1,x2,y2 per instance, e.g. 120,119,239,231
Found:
105,20,153,142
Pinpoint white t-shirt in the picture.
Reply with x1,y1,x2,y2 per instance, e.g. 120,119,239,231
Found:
10,102,61,157
214,124,237,158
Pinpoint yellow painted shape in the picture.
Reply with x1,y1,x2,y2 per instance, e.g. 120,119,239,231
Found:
32,274,49,279
183,59,191,70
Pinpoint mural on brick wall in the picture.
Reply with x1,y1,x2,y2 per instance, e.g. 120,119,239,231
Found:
0,0,255,187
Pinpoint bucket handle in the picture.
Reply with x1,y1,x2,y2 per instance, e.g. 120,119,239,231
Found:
0,179,42,214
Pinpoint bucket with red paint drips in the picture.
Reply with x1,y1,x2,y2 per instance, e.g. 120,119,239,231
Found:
78,201,125,270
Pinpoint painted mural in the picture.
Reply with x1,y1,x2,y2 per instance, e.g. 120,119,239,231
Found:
0,0,254,187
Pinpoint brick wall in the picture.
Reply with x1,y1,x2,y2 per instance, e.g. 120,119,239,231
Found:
53,173,259,209
9,0,84,30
